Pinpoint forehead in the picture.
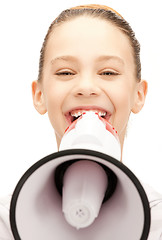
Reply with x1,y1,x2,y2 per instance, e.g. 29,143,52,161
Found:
45,16,134,67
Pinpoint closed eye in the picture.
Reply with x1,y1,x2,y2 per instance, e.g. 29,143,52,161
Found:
55,71,75,76
99,71,119,76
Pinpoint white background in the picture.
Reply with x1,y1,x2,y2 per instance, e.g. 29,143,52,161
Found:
0,0,162,197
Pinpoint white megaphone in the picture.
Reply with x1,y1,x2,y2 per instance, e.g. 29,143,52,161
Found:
10,112,150,240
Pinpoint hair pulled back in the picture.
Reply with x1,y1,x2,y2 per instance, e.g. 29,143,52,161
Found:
38,4,141,81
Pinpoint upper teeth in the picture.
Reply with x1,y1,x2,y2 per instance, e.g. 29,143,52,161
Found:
71,110,107,118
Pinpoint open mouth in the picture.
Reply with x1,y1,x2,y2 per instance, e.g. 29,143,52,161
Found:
64,109,118,139
65,109,111,125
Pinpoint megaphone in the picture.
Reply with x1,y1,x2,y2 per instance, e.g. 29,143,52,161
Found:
10,112,150,240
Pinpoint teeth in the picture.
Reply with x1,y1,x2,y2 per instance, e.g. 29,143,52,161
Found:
98,111,106,117
71,111,83,118
71,110,107,118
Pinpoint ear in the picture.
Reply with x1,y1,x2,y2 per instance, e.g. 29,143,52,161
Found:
131,80,148,114
32,80,47,115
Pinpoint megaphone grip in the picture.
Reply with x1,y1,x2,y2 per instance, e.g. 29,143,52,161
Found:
55,159,117,203
54,160,117,229
62,160,108,229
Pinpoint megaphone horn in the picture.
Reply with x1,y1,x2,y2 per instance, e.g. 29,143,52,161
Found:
10,111,150,240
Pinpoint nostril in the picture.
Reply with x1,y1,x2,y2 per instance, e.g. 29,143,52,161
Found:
77,92,83,96
76,92,97,97
90,92,97,96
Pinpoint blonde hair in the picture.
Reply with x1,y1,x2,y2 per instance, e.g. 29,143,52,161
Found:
38,4,141,81
70,4,123,18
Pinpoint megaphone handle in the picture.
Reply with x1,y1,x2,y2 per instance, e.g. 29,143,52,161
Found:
54,159,117,203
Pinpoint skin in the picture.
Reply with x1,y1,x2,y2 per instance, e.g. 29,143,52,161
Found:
32,16,147,156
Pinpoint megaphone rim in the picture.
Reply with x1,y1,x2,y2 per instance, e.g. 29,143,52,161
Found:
10,149,150,240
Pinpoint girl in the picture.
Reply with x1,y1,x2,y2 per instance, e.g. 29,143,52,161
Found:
31,4,162,240
1,4,162,239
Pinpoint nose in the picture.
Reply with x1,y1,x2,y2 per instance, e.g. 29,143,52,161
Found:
74,75,101,97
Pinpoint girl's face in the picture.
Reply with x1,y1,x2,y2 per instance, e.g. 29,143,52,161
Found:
32,16,147,149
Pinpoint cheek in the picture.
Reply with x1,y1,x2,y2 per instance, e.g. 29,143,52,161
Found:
43,81,71,135
107,81,133,110
43,80,66,110
107,82,135,130
116,89,132,112
43,84,63,124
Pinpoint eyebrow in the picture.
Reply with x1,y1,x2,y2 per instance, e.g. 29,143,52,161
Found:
51,55,124,66
96,55,124,66
51,56,77,64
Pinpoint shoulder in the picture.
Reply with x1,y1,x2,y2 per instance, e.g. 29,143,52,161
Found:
0,195,14,239
143,184,162,240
